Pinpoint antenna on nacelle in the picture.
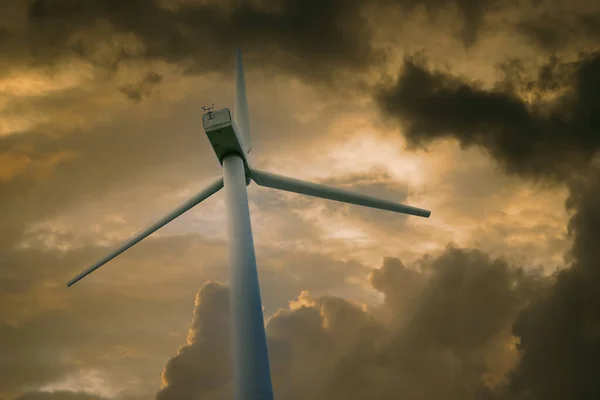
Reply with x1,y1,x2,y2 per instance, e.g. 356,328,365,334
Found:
202,103,215,119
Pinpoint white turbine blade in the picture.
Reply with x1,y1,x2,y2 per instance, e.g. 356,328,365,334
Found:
234,48,252,154
66,176,224,287
250,169,431,218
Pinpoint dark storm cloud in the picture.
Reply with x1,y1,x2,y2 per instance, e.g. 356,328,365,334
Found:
0,0,516,84
158,247,544,399
376,45,600,398
507,169,600,400
376,51,600,182
374,248,546,357
19,0,379,84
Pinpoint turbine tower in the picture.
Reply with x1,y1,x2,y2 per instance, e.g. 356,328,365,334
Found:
66,49,432,400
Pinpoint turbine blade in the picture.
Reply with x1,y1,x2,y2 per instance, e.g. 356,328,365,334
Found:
234,49,252,154
250,169,431,218
66,176,224,287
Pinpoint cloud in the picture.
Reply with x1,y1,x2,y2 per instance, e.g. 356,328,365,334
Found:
0,0,522,91
10,0,380,86
0,81,228,248
515,2,600,52
1,220,374,399
158,246,545,399
507,168,600,399
16,391,105,400
156,282,231,400
383,0,509,47
375,47,600,398
0,233,230,399
0,0,559,256
15,391,145,400
119,72,163,102
376,51,600,183
2,2,599,399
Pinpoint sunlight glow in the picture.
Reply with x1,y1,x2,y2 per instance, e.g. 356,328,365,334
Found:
327,131,429,187
38,369,121,398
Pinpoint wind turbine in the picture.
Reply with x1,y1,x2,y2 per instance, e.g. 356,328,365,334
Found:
67,49,432,400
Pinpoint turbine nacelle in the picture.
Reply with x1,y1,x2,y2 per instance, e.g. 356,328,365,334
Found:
202,107,250,169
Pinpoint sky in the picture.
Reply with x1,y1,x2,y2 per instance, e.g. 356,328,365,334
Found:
1,0,599,399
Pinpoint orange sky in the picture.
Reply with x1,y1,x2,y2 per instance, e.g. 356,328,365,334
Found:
1,1,599,399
